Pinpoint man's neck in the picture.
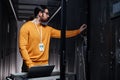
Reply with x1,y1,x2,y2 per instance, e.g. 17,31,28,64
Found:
33,18,41,24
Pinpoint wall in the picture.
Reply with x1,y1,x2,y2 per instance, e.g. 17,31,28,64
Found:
0,0,17,80
87,0,117,80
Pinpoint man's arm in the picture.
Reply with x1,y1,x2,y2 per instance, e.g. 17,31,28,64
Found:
51,24,87,38
19,24,34,68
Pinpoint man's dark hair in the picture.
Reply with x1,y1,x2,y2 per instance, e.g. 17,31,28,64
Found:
34,5,48,17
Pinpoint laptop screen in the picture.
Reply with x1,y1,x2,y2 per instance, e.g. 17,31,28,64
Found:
27,65,55,78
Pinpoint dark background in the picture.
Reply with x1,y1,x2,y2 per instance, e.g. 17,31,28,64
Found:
0,0,120,80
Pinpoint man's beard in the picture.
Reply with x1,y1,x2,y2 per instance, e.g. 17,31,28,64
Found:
40,19,48,26
41,18,48,22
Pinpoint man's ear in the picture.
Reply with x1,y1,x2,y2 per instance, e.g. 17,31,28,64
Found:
38,11,43,17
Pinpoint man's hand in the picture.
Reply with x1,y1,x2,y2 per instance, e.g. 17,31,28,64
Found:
79,24,87,32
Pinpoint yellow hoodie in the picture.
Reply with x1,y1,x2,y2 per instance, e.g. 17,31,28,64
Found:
19,21,81,68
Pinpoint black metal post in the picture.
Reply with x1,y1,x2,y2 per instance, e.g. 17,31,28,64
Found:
60,0,66,80
86,0,90,80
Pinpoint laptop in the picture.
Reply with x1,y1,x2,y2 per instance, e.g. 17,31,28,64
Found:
27,65,55,78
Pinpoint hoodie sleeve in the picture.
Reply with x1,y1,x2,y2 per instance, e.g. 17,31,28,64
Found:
51,27,81,38
19,23,34,68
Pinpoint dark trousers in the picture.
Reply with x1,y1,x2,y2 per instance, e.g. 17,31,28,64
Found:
22,61,29,72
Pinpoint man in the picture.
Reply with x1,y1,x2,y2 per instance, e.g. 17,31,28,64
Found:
19,5,87,72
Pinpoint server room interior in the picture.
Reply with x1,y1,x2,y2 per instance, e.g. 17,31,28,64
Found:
0,0,120,80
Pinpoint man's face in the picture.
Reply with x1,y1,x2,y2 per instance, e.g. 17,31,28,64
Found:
40,9,49,22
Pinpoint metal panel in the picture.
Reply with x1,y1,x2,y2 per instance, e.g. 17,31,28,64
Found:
88,0,115,80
